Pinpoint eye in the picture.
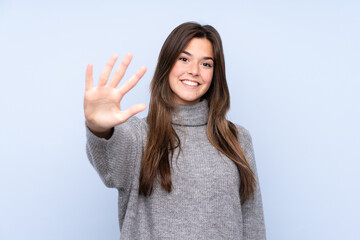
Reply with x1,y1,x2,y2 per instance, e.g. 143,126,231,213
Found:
202,62,212,68
179,57,188,62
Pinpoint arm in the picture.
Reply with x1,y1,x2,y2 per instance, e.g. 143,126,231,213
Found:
83,53,147,189
237,126,266,240
86,117,142,190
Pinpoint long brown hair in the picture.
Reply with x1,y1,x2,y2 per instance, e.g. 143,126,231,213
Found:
139,22,256,204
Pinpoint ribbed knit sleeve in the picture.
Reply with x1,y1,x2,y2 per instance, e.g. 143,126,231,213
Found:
85,117,144,191
237,125,266,240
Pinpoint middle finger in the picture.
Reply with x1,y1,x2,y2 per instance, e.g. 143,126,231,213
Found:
108,52,133,88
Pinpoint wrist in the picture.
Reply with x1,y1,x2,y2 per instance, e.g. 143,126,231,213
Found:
86,121,114,139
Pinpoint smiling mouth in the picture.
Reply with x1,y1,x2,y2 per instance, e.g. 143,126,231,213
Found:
181,80,199,86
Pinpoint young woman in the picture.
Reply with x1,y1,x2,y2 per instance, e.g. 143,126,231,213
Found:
84,22,266,239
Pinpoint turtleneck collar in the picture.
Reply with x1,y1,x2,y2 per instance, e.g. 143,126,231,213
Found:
171,99,209,127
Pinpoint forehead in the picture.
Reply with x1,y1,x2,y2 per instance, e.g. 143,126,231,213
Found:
183,38,214,58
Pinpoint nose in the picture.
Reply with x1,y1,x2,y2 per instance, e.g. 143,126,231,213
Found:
188,62,200,76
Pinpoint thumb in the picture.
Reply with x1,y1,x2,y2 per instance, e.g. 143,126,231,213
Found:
120,104,147,122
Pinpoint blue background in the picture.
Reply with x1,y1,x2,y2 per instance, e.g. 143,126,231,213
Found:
1,0,359,239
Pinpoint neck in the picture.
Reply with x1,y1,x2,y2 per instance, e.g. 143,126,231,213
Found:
171,99,209,127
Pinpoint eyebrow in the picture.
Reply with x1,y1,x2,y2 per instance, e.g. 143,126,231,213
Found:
182,51,214,61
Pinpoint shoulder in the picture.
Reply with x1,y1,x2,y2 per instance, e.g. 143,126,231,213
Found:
103,116,148,149
232,123,256,164
233,123,253,149
114,116,148,135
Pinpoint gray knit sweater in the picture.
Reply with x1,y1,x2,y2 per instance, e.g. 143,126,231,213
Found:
86,100,266,240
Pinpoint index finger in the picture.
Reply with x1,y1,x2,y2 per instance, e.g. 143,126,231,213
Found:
117,66,147,97
85,63,93,91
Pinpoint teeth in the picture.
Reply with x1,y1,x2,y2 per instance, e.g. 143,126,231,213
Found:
182,80,198,86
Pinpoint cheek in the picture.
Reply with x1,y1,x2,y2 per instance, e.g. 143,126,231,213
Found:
203,70,214,84
170,63,186,78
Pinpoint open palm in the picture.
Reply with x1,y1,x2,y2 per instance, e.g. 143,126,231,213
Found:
84,53,147,134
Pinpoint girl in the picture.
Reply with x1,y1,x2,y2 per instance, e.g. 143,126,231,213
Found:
84,22,266,239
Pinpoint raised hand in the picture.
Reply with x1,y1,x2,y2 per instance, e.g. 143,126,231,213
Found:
84,53,147,137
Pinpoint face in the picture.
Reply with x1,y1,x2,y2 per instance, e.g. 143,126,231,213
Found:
168,38,214,105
